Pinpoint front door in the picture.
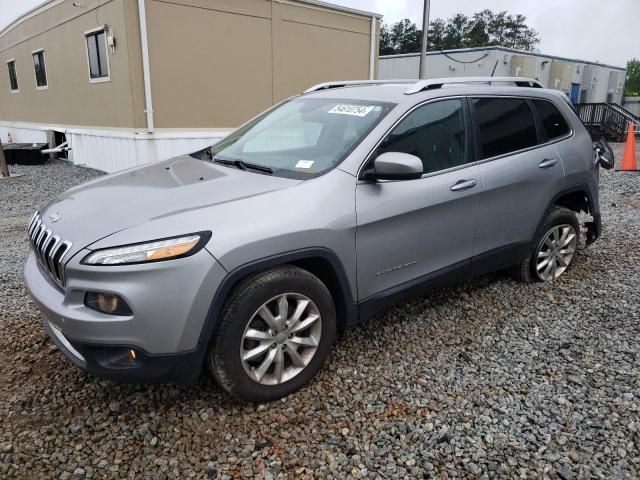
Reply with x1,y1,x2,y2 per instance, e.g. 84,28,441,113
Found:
355,98,482,301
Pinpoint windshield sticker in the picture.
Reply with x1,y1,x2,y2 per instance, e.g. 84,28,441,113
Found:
328,104,376,117
296,160,315,169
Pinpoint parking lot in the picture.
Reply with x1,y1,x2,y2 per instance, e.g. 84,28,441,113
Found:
0,145,638,479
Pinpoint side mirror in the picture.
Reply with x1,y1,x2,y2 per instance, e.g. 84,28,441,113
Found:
367,152,423,181
594,138,614,170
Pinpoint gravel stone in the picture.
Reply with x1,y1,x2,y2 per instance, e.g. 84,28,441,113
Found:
1,148,639,478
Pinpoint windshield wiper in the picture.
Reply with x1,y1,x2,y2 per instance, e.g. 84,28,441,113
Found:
213,158,273,175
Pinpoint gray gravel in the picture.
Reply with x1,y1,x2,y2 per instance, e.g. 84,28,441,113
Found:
1,150,639,479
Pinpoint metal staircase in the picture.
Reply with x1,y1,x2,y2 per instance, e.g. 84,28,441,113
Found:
575,103,640,141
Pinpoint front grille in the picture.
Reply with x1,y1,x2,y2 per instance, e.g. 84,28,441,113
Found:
27,212,73,288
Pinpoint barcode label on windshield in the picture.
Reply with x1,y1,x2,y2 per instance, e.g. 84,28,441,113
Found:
328,104,376,117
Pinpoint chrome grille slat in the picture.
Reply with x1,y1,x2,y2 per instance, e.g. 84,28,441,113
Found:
26,212,72,288
57,242,72,285
27,212,38,231
34,224,46,245
46,235,61,273
28,218,41,237
37,229,53,264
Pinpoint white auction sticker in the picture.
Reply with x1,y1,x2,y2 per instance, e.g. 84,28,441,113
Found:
328,104,376,117
295,160,315,169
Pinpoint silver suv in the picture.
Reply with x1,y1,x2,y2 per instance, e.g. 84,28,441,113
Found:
24,77,613,402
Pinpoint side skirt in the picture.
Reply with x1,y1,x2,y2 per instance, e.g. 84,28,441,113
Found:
356,242,530,322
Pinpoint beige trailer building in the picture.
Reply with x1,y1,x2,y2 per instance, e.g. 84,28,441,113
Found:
0,0,381,172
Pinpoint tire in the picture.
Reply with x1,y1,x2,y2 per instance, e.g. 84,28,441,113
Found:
511,206,580,283
208,265,336,402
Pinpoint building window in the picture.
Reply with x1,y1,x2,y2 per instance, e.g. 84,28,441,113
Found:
85,29,109,80
32,50,48,88
7,60,18,91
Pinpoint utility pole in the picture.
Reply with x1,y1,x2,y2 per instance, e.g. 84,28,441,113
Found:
418,0,430,79
0,137,9,178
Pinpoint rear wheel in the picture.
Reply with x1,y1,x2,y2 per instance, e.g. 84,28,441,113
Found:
208,266,336,402
511,206,580,283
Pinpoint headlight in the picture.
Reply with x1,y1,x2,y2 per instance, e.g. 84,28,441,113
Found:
82,232,210,266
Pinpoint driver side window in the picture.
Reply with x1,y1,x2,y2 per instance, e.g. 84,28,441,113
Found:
377,99,467,174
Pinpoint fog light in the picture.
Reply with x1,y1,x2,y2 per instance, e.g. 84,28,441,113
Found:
108,348,140,367
85,292,132,316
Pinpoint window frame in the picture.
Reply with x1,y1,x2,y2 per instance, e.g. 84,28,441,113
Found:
358,95,476,181
7,59,18,93
31,49,48,90
84,27,111,83
469,95,574,165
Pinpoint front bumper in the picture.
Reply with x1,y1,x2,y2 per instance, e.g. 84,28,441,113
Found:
24,248,227,384
42,317,205,384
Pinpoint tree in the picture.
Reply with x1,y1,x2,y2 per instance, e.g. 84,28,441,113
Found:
625,59,640,96
443,14,470,50
390,19,422,54
379,10,539,55
427,18,446,51
379,23,395,56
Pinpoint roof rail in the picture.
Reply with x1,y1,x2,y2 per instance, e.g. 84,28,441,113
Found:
304,79,417,93
405,77,544,95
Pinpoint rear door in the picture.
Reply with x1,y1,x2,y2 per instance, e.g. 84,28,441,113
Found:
355,98,482,301
471,96,566,271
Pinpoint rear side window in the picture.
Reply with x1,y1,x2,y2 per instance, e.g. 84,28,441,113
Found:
533,100,570,140
377,99,466,174
472,98,537,159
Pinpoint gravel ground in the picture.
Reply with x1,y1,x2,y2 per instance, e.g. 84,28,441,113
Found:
1,150,639,479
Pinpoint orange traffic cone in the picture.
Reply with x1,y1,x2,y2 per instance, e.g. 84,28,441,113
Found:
620,123,638,172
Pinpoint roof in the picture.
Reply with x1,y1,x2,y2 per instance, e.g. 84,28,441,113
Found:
381,46,626,72
0,0,382,38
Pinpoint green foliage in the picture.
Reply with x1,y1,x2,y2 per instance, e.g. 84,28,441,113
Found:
625,59,640,96
380,10,540,55
380,19,421,56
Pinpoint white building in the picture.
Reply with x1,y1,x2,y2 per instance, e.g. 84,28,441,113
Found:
379,47,626,105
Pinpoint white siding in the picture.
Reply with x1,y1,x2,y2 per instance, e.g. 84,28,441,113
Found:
66,130,229,172
0,122,229,172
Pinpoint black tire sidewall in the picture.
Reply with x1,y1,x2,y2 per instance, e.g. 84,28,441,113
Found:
209,267,336,402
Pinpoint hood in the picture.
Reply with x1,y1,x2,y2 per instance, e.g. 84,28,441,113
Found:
38,155,301,254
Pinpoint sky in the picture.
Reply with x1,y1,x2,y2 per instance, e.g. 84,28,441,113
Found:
0,0,637,67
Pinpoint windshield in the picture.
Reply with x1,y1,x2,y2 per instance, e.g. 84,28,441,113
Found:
205,98,394,179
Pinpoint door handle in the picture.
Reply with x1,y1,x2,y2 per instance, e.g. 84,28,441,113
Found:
450,179,477,192
538,158,559,169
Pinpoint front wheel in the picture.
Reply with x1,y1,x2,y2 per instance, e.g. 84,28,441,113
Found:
208,266,336,402
511,206,580,283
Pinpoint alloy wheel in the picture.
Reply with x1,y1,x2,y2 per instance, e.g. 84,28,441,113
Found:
240,293,322,385
535,224,578,281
